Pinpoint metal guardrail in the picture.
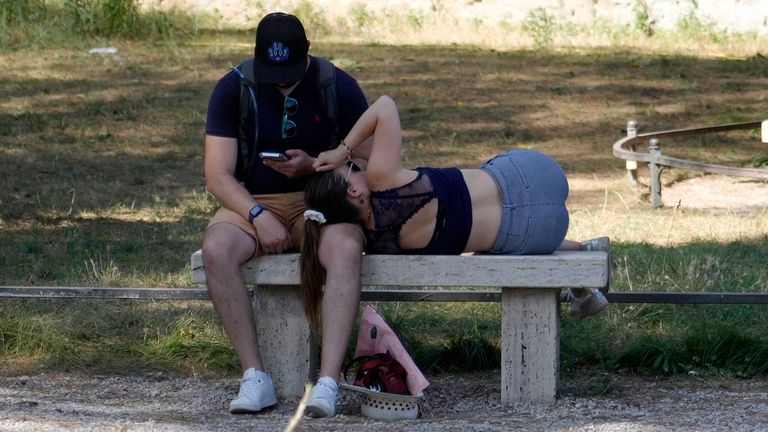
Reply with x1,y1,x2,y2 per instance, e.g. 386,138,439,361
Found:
612,119,768,207
3,286,768,304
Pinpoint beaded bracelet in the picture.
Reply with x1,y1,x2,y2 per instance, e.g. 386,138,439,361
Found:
340,140,353,159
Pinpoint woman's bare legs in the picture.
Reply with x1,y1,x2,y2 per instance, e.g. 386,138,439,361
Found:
558,239,581,251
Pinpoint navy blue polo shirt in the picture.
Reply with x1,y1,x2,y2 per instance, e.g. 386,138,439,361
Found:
205,56,368,194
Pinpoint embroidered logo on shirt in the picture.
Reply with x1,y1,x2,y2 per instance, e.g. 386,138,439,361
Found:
267,42,290,63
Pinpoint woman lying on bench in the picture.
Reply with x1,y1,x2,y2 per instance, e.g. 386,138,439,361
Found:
300,95,610,325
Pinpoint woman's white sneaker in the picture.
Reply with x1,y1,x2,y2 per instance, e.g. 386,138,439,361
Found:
569,288,609,321
229,368,278,414
305,376,338,418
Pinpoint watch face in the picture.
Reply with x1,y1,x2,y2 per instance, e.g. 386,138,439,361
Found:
249,204,263,222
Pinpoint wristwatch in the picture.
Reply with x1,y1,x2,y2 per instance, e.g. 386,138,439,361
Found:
248,204,265,224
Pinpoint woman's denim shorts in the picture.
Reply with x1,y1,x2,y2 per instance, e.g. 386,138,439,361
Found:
479,149,569,255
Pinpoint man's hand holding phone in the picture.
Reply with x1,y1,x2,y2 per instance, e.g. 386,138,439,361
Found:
259,151,290,162
261,149,315,178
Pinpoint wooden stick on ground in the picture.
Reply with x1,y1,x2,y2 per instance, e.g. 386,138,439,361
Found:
284,383,312,432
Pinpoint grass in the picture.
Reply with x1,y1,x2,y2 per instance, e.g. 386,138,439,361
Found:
1,5,768,386
0,0,194,48
0,299,235,374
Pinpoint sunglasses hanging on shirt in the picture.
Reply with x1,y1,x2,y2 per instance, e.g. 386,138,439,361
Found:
281,96,298,139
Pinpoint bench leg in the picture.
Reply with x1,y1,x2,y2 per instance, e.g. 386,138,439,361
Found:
500,287,560,405
252,285,318,398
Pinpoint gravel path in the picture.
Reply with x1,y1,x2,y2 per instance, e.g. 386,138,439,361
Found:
2,371,768,431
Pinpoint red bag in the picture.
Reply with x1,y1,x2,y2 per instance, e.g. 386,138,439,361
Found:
353,305,429,396
349,351,409,395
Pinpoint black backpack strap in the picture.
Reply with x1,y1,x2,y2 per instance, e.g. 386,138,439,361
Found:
232,59,258,181
315,57,339,148
232,57,338,181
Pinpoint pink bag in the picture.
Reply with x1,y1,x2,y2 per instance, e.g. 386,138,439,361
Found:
353,305,429,396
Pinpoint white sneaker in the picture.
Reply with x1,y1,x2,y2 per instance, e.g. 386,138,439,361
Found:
569,288,609,321
229,368,278,414
305,376,338,418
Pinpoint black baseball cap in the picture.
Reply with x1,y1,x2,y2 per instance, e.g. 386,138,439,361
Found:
253,12,309,84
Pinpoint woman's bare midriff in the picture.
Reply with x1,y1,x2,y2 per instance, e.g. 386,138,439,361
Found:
462,169,502,252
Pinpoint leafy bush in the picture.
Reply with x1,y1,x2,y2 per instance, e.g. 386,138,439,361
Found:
523,7,556,48
633,0,655,36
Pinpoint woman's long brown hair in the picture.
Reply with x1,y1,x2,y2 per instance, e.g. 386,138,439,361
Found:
300,169,363,328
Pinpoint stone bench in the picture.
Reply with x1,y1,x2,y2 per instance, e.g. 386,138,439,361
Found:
190,250,609,406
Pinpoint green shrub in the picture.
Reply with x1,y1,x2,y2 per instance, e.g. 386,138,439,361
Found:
349,3,375,29
633,0,655,36
292,1,329,39
523,7,556,48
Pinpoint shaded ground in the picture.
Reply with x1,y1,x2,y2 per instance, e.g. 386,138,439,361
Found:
2,371,768,431
3,36,767,284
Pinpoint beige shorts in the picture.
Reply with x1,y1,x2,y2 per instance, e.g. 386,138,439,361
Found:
206,191,307,248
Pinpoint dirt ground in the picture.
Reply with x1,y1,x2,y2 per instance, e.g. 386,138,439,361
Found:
660,174,768,211
2,371,768,431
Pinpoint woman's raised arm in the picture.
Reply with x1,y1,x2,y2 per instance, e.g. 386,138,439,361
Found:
313,96,406,187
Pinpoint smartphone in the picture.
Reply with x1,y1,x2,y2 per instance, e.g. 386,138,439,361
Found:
259,152,290,162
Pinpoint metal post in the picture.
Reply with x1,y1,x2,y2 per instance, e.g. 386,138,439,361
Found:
626,120,639,186
649,138,663,208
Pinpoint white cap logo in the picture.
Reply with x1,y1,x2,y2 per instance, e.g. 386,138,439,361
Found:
267,42,290,63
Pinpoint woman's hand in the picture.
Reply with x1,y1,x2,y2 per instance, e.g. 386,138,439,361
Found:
312,146,347,172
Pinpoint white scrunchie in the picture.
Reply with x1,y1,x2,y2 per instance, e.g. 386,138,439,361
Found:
303,209,327,224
